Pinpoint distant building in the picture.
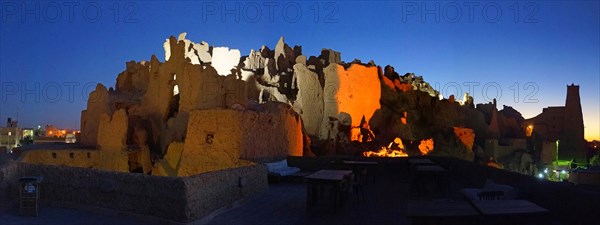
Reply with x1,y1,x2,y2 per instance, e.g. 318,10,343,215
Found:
484,138,528,161
526,84,586,163
44,125,77,138
6,118,17,128
0,118,21,149
45,125,59,137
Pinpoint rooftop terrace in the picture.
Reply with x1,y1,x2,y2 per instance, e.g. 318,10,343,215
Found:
2,156,599,225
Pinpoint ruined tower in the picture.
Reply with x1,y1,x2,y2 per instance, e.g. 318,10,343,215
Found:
559,84,586,162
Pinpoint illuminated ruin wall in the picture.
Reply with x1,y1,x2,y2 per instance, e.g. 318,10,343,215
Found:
75,33,307,176
73,32,541,173
154,104,303,176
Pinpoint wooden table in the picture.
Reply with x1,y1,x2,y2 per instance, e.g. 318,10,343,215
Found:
407,200,479,225
343,160,378,183
305,170,353,211
408,159,436,179
306,170,353,180
471,200,549,225
342,160,378,165
415,165,445,172
471,200,549,215
412,165,447,197
409,158,435,165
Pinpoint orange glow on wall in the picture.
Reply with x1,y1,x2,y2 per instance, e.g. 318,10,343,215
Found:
453,127,475,150
382,76,395,90
395,81,413,92
401,112,408,125
418,138,434,155
326,64,381,142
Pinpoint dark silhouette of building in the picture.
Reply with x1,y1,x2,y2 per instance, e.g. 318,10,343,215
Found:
7,118,17,128
526,84,586,162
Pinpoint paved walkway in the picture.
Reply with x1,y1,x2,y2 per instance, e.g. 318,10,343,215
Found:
0,205,162,225
207,164,417,225
3,160,562,225
2,162,461,225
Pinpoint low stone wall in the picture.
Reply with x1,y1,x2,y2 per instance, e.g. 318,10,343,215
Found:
569,170,600,186
14,163,268,222
20,149,98,168
183,164,268,220
0,160,19,208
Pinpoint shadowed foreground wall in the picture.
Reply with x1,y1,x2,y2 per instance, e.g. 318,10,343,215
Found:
0,160,18,208
14,163,268,222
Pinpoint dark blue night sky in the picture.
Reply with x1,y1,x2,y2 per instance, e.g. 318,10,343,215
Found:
0,1,598,140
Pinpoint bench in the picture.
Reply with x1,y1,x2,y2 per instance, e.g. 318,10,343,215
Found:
265,159,301,179
461,179,519,201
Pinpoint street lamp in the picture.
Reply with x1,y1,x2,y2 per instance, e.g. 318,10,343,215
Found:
556,140,560,162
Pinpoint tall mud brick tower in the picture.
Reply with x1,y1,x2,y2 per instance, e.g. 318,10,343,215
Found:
559,84,585,162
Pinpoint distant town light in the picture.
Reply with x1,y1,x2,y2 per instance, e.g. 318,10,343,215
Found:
544,168,548,174
561,170,567,174
538,173,544,179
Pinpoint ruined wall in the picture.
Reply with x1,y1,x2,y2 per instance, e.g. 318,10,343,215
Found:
177,110,252,176
499,105,526,138
80,84,112,147
527,107,564,141
540,141,558,164
292,63,323,136
179,64,246,111
152,142,184,176
116,61,150,93
484,139,527,161
453,127,475,150
15,163,267,222
75,33,542,164
96,109,129,172
107,34,247,158
241,103,303,159
175,105,302,176
321,63,381,141
20,149,98,168
433,130,474,161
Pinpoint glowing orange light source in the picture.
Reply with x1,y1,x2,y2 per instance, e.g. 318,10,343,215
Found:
363,137,408,157
525,124,534,137
418,138,434,155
